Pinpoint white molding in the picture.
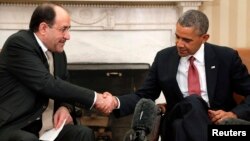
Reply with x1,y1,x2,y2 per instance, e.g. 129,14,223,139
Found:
0,0,212,3
0,3,183,30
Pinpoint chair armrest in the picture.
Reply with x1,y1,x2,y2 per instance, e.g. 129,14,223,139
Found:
147,103,167,141
219,118,250,125
157,103,167,115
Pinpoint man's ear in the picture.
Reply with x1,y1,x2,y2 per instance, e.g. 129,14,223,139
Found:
202,34,210,43
38,22,49,35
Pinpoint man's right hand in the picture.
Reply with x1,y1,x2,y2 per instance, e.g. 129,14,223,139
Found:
95,92,118,115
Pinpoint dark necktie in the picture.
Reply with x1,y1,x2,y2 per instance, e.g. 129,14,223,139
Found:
188,56,201,95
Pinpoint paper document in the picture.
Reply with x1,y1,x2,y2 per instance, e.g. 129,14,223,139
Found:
39,119,66,141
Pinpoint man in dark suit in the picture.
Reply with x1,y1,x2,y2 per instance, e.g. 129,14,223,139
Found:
98,10,250,141
0,3,114,141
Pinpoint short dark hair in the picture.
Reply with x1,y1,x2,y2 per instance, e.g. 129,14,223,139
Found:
29,3,56,32
177,10,209,35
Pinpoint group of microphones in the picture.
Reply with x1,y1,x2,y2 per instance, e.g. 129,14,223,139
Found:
123,98,159,141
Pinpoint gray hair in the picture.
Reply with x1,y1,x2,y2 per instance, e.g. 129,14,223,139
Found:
177,10,209,35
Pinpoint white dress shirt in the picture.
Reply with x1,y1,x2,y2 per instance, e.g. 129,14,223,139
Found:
176,44,210,105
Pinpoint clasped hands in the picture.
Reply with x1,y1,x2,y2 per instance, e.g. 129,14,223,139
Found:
94,92,118,115
208,109,237,124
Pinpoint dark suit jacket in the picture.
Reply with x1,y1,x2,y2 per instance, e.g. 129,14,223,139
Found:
0,30,95,132
115,42,250,121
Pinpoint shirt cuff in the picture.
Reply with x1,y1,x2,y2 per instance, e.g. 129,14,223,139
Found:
115,96,121,109
90,92,97,110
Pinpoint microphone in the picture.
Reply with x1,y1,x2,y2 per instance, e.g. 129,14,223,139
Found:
124,98,158,141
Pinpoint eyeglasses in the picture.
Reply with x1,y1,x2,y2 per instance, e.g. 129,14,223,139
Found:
48,24,71,34
54,26,71,34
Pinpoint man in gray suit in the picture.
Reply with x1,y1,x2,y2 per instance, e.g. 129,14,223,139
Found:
0,3,114,141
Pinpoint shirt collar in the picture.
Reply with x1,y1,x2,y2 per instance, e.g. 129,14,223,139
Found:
183,43,205,64
33,33,48,54
193,43,204,63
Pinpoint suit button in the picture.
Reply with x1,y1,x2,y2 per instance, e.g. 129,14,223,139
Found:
42,105,46,110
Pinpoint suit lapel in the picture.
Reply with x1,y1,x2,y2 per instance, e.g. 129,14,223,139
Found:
28,31,49,69
168,49,183,98
204,43,219,104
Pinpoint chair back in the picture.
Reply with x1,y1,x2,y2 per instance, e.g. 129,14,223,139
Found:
234,48,250,104
237,48,250,72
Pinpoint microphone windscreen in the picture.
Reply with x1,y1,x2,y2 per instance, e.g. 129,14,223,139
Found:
131,98,158,134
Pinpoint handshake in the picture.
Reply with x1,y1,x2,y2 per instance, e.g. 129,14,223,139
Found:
94,92,118,115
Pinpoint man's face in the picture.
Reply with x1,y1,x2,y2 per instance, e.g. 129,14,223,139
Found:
44,6,71,53
175,23,209,57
